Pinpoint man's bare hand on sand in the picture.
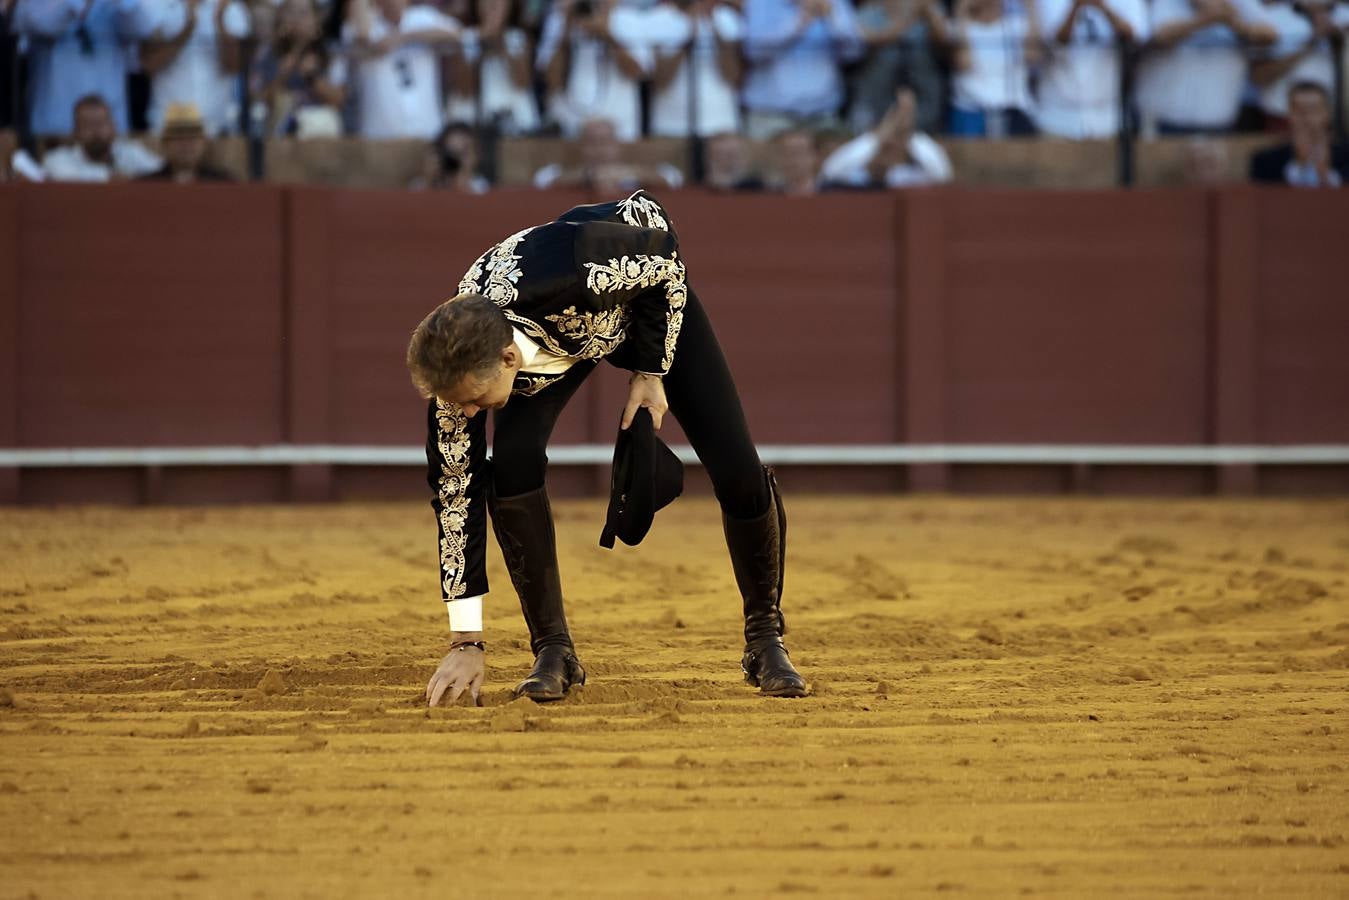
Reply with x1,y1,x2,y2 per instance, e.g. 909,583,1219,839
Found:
426,635,485,707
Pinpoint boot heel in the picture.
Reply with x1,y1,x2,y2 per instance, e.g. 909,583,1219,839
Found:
741,650,760,687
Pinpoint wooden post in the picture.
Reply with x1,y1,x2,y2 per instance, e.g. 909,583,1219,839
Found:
0,188,20,504
283,187,334,501
1211,187,1259,494
899,190,948,492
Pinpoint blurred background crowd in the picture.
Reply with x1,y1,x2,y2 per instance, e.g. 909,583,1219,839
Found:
1,0,1346,189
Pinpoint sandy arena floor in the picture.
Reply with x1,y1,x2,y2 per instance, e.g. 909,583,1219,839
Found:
1,496,1347,899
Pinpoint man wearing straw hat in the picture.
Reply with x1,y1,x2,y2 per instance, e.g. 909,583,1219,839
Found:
138,102,234,183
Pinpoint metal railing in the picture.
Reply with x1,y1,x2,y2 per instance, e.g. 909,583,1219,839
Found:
6,443,1349,467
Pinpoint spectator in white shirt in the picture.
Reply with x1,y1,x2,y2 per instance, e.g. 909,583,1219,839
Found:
821,84,953,187
946,0,1043,136
1136,0,1276,134
444,0,541,135
1250,0,1348,127
742,0,864,139
1034,0,1149,138
41,93,162,181
644,0,744,138
140,0,251,136
537,0,651,142
344,0,461,139
532,116,683,190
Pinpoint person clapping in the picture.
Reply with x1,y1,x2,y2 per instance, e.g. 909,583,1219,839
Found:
1249,80,1349,186
820,84,952,189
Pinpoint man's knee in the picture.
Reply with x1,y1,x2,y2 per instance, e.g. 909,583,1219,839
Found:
491,442,549,498
715,465,771,520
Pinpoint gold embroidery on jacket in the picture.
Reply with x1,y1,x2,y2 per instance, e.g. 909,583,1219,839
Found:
459,226,535,305
505,311,570,358
662,302,685,372
584,253,687,372
458,253,485,295
617,192,669,232
434,399,472,599
543,306,628,360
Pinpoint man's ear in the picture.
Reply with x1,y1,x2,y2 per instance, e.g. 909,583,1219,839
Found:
501,343,521,370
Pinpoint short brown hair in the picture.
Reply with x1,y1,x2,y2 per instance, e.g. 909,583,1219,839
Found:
406,293,512,399
1289,80,1331,107
73,94,111,117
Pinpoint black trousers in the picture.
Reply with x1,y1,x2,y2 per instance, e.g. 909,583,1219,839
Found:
493,289,770,520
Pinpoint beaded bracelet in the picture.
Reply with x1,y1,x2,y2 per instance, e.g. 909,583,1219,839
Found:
450,640,486,652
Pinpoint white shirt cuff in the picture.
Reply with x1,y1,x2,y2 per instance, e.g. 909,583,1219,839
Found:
446,595,483,632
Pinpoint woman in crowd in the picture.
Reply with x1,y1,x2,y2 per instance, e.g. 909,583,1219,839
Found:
251,0,348,137
945,0,1042,136
645,0,745,139
536,0,650,142
409,120,493,190
443,0,541,135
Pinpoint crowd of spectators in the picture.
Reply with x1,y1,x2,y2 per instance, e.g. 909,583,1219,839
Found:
1,0,1347,189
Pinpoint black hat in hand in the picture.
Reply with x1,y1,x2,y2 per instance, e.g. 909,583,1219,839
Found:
599,407,684,549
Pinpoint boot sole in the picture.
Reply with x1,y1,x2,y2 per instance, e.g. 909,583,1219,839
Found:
744,672,810,698
513,672,585,703
760,684,809,698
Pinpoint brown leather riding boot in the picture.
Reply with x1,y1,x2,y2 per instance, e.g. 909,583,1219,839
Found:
722,468,808,698
489,485,585,702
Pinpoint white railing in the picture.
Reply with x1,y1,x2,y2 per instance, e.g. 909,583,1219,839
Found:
3,444,1349,467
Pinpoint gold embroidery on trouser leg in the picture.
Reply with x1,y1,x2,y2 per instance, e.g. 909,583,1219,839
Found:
513,373,564,397
434,399,473,599
617,192,670,232
584,253,687,373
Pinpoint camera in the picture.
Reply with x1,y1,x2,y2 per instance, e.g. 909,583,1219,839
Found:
438,149,463,176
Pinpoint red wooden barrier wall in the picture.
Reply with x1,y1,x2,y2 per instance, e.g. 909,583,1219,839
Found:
1,183,1346,503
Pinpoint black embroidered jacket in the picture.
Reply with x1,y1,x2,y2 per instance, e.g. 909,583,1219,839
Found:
426,191,687,602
